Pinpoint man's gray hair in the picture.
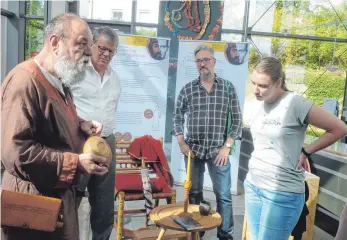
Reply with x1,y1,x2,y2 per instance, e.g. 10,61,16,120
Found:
44,13,81,39
93,27,119,46
194,44,214,56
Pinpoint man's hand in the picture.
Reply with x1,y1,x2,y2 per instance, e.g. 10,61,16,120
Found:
179,142,195,159
215,146,230,166
81,120,103,137
296,152,307,170
78,153,109,176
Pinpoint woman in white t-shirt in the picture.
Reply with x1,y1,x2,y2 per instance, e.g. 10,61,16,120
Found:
244,57,347,240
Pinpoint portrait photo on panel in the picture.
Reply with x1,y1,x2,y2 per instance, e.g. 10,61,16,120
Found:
224,43,248,65
147,38,170,60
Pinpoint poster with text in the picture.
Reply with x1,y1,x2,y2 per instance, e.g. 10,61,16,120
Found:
171,40,249,194
111,35,170,142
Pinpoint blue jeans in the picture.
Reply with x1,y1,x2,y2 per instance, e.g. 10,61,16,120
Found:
185,156,234,238
244,180,304,240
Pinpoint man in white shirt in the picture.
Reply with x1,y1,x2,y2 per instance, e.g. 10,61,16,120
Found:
71,26,121,240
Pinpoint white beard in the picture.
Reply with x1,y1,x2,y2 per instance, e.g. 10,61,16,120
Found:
55,51,90,87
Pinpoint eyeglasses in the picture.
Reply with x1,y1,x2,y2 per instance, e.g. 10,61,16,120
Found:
195,58,214,65
97,45,117,56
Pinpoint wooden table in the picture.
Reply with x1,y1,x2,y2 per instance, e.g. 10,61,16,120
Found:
149,204,222,240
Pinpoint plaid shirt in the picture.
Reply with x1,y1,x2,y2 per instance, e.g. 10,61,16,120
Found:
173,75,242,159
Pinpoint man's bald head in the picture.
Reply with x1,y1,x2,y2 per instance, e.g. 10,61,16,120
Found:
44,13,88,41
39,13,92,87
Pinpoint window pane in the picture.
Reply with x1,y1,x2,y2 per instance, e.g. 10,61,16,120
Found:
243,35,346,130
136,0,159,24
79,0,132,22
25,19,44,60
221,33,243,42
222,0,245,30
248,0,347,38
135,27,157,37
25,0,45,17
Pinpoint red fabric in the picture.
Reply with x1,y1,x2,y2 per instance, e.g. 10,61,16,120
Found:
126,135,174,191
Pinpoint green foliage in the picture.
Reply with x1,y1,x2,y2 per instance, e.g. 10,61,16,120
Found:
248,48,261,71
135,27,157,37
25,0,44,16
306,126,325,137
304,69,345,109
25,19,44,59
25,1,44,59
271,2,347,70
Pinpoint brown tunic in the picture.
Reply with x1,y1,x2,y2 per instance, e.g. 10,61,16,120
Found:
1,59,86,240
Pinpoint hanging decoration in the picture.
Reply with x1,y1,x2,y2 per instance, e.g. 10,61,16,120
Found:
164,0,224,41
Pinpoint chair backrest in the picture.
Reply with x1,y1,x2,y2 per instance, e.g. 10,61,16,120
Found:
115,137,163,173
115,140,141,173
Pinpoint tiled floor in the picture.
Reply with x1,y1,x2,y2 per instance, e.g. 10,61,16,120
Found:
100,185,334,240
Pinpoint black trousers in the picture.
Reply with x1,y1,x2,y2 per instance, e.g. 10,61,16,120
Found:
88,134,116,240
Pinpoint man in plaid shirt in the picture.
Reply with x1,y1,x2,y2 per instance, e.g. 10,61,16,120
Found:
173,45,242,240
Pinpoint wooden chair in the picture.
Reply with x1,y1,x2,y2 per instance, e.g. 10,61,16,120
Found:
114,138,177,240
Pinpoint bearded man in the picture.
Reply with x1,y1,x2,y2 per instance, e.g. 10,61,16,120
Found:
173,45,242,240
148,38,163,60
1,13,108,240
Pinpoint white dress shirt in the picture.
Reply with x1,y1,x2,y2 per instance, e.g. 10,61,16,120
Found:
70,61,121,137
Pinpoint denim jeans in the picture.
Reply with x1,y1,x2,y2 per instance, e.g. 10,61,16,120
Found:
244,180,304,240
185,156,234,239
88,134,116,240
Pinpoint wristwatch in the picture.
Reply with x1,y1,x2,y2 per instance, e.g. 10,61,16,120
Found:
225,143,232,148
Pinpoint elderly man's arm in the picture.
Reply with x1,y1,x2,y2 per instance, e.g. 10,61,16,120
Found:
1,75,79,189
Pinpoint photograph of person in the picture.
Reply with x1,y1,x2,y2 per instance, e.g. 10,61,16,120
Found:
224,42,248,65
147,38,169,60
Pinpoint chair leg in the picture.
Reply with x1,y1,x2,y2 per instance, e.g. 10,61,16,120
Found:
170,192,176,204
154,199,160,208
116,191,125,240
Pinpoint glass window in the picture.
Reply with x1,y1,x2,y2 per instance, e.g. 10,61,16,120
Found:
79,0,132,21
135,27,157,37
249,0,347,38
136,0,159,23
138,10,151,23
111,9,123,21
25,0,45,17
222,0,245,30
221,33,243,42
25,19,44,60
243,35,346,131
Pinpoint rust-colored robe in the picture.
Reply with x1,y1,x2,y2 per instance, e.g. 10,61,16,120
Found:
1,59,86,240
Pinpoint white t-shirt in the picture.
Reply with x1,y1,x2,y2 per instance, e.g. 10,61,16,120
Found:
246,92,314,193
70,62,121,137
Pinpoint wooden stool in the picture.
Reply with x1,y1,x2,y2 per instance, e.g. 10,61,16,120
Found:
149,204,222,240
